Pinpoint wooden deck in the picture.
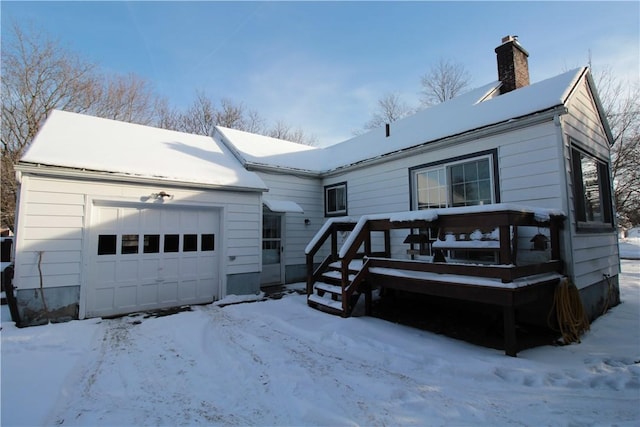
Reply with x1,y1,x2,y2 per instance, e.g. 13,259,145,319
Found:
305,205,566,356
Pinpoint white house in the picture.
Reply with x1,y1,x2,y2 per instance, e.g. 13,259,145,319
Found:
10,36,619,327
215,35,620,323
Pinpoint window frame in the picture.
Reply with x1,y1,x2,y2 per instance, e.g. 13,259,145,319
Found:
324,182,348,217
570,144,614,232
409,150,500,210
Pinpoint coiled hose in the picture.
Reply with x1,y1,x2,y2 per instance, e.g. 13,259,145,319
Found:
549,278,590,344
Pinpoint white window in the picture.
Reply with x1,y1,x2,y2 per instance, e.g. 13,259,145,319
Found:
325,182,347,216
413,154,495,210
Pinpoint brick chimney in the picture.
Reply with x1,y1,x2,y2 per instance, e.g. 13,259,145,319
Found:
495,35,530,94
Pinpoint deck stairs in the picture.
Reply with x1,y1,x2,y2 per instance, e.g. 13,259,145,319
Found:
307,259,365,316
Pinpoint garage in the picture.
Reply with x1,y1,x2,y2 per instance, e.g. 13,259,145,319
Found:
12,110,267,326
86,203,220,318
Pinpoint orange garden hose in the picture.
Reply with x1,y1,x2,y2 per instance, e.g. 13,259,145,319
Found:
549,278,590,344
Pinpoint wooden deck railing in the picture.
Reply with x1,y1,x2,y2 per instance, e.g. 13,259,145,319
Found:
306,206,565,312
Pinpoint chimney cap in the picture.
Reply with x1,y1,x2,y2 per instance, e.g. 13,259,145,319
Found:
496,35,529,57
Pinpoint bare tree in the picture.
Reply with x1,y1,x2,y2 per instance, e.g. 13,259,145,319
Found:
267,120,317,145
420,58,470,106
1,24,163,230
593,67,640,226
361,92,414,132
160,92,316,145
90,73,160,124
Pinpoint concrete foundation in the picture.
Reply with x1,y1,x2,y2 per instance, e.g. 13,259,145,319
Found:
579,274,620,321
226,272,261,296
285,264,307,284
15,285,80,327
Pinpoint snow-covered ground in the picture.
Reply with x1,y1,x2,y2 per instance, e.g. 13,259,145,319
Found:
620,236,640,260
1,260,639,426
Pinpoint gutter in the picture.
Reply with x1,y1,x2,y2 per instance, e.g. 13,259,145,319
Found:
244,162,322,178
14,163,268,193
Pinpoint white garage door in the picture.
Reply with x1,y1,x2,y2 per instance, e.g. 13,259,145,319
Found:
86,204,220,318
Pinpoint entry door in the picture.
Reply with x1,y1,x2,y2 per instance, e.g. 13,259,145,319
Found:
261,212,283,285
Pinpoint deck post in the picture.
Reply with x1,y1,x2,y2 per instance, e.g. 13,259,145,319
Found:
383,230,391,257
503,305,518,357
550,217,561,261
331,228,338,258
499,224,512,264
364,283,372,315
306,254,313,295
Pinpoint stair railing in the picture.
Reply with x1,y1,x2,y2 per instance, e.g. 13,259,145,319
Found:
305,218,357,295
339,219,373,313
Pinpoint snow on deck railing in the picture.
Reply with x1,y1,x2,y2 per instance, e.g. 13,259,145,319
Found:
306,204,565,258
338,211,440,259
304,216,360,254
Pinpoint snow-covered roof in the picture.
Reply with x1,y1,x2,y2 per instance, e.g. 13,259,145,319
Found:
213,126,321,174
263,198,304,213
20,110,268,191
217,68,586,175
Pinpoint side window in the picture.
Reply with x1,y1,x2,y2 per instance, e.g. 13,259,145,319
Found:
450,159,492,207
571,146,614,230
416,168,447,209
325,182,347,217
413,153,495,210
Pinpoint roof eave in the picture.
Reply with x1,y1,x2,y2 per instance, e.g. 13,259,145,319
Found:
584,71,616,146
15,162,268,193
244,162,322,178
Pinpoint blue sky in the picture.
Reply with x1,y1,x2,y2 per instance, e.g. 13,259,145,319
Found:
2,1,639,145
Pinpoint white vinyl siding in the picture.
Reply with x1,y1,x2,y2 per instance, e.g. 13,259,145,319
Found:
255,172,323,269
14,180,85,289
498,127,564,207
561,78,619,287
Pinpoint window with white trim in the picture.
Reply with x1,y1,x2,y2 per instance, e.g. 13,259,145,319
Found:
325,182,347,216
413,154,495,210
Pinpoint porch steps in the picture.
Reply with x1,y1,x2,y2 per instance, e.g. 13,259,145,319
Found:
308,261,365,317
314,282,342,295
308,288,344,316
320,270,356,283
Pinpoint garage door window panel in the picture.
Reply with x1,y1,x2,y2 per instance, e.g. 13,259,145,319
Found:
144,234,160,253
122,234,139,254
164,234,179,253
98,235,117,255
183,234,198,252
201,234,215,251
